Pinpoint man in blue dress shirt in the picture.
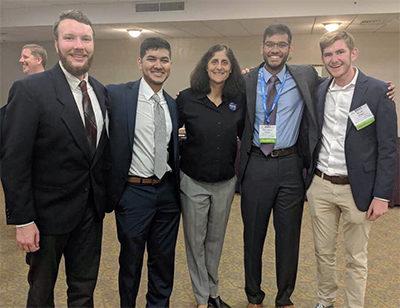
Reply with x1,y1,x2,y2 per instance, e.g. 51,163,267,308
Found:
238,24,320,308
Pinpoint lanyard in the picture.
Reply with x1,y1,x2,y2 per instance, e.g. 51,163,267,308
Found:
258,69,288,124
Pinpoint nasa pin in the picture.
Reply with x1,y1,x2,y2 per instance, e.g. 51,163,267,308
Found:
228,102,237,111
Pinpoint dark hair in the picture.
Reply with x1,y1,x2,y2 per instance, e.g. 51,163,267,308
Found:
190,44,245,99
53,10,94,40
140,37,171,58
22,44,48,68
263,24,292,44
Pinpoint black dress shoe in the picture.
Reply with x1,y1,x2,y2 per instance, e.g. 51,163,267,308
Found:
208,296,231,308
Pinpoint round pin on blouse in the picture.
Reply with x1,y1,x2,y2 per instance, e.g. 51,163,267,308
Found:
228,102,237,111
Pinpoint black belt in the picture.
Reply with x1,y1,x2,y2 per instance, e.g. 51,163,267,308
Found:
315,169,350,185
251,145,297,158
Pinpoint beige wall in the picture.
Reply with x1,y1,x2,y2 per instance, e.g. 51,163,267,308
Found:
1,32,399,134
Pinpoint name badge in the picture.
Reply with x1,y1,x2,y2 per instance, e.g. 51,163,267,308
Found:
259,124,276,144
349,104,375,130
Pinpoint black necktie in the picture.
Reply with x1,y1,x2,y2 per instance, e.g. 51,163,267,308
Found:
260,75,278,156
79,80,97,151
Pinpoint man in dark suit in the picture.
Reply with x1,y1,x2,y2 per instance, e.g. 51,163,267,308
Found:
1,10,109,307
107,37,180,308
306,30,397,308
239,24,319,308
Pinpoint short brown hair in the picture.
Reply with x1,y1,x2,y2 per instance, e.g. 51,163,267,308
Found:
53,9,94,40
319,30,355,53
22,43,48,68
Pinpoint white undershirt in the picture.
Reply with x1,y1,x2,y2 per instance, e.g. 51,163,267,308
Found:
128,78,172,177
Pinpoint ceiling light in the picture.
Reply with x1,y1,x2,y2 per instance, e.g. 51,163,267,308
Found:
127,29,142,38
323,23,341,32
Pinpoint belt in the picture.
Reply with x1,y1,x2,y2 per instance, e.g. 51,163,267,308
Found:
251,145,297,158
127,173,171,186
315,169,350,185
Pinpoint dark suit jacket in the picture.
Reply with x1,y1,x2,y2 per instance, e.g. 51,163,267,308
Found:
1,64,110,234
311,70,398,211
239,63,319,184
106,79,180,209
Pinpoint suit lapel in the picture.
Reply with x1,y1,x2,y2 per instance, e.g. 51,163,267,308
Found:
125,81,140,149
287,65,318,127
317,78,331,131
51,64,92,161
164,92,178,165
164,92,177,137
346,70,368,137
245,65,260,129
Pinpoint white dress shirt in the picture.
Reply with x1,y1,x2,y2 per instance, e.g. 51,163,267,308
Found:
59,61,104,145
317,68,359,176
129,78,172,178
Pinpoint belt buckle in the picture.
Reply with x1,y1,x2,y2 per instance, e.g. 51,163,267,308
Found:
270,150,279,158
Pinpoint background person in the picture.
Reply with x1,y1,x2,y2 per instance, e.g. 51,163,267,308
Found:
19,43,47,75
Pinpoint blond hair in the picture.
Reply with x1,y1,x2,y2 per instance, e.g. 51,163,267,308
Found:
319,30,355,53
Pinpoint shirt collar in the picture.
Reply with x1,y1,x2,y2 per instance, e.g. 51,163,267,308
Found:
262,64,286,84
140,78,164,101
329,67,359,91
59,61,89,90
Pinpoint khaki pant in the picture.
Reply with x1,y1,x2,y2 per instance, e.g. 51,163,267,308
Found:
307,175,372,308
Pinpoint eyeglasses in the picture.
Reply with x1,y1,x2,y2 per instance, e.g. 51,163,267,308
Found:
264,41,290,49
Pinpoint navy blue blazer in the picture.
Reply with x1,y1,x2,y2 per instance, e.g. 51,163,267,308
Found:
311,70,398,211
106,79,180,209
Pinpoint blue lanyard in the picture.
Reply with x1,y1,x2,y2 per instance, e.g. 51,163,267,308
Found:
258,69,288,124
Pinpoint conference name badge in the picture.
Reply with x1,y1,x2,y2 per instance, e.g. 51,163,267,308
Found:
259,124,276,144
349,104,375,130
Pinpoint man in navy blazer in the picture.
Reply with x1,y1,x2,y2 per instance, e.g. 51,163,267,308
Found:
1,10,109,307
306,30,397,308
107,37,180,308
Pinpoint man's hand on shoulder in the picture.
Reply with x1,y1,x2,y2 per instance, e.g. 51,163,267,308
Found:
16,223,40,252
386,81,395,101
366,198,389,221
241,67,251,75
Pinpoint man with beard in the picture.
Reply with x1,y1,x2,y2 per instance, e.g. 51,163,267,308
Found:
1,10,109,307
19,44,47,75
107,37,180,307
239,24,319,308
307,30,397,308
